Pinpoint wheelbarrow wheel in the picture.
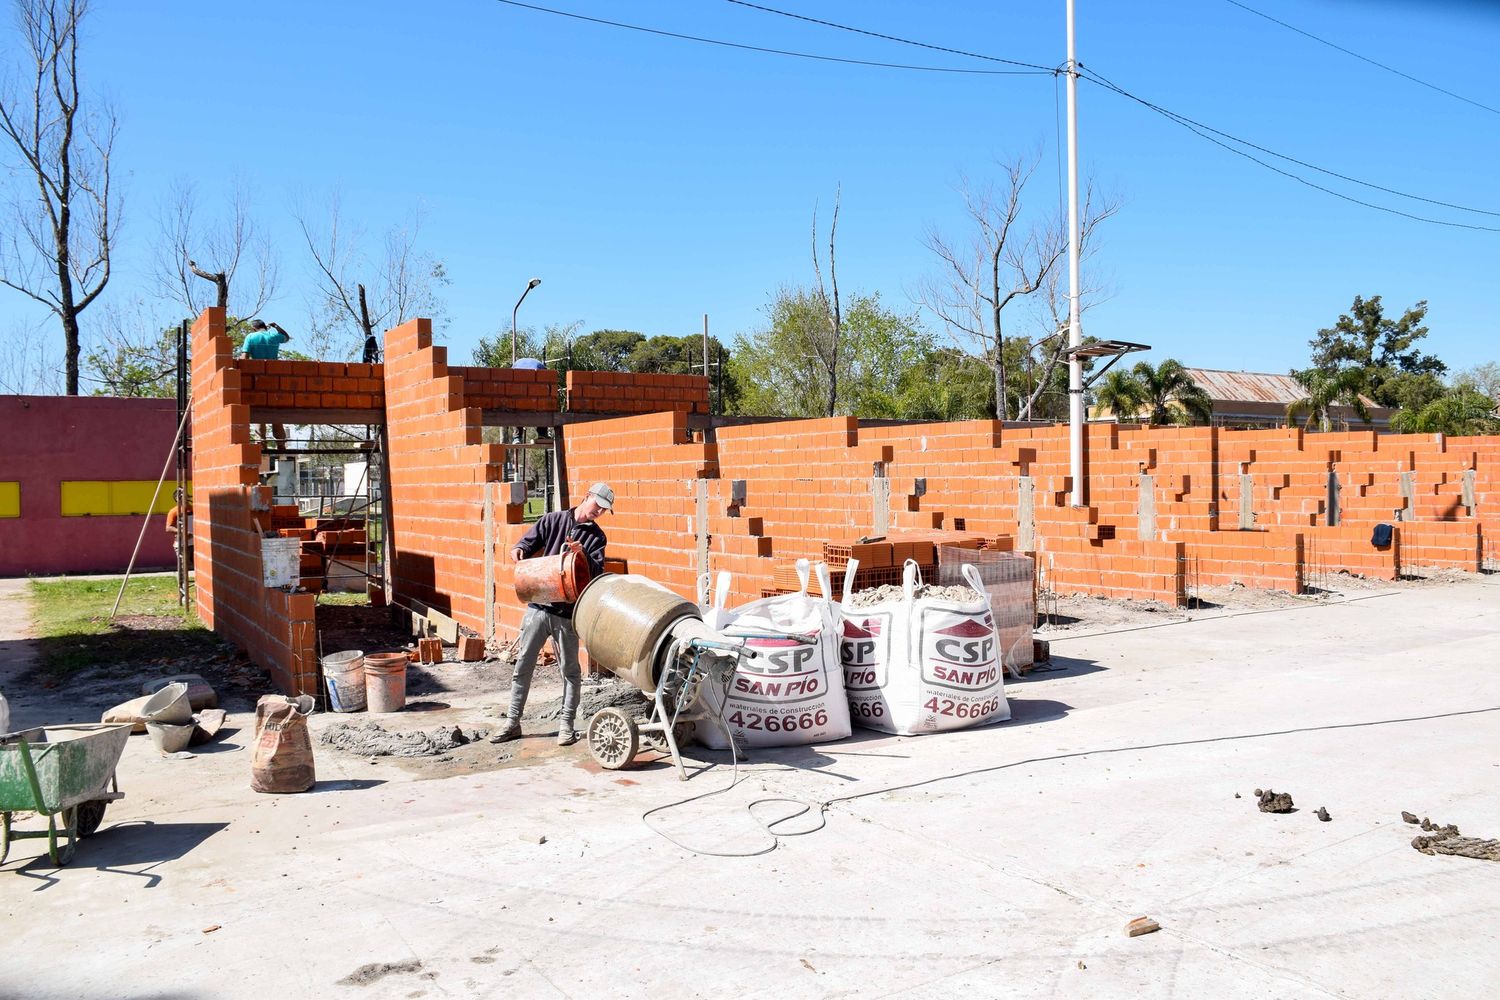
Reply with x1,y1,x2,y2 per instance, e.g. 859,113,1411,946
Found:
76,799,108,839
587,708,638,770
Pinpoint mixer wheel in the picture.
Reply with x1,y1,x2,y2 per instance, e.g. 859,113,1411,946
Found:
587,708,638,770
642,721,694,754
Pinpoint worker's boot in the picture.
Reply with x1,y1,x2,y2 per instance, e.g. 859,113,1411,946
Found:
556,720,579,747
492,717,522,743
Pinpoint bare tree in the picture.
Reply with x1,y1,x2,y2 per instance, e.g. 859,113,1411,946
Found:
295,194,449,362
152,178,279,322
919,154,1118,420
0,0,118,395
0,318,62,394
809,185,843,417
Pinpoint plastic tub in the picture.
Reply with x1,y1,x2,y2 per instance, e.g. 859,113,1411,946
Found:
146,721,195,753
321,650,366,713
140,682,193,725
363,653,408,713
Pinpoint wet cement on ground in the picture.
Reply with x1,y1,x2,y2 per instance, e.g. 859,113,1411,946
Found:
319,722,493,757
1404,812,1500,860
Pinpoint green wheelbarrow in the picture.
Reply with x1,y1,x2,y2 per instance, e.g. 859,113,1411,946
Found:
1,724,130,867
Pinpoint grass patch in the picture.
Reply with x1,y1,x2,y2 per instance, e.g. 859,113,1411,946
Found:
317,591,371,606
28,576,228,678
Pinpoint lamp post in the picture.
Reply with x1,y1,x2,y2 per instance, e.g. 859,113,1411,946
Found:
511,277,541,366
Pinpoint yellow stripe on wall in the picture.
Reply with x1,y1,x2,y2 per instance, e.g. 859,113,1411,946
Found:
0,482,18,518
59,481,192,516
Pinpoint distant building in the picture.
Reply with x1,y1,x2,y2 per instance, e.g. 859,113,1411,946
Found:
1089,367,1393,429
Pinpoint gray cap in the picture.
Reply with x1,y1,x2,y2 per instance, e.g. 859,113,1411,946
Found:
587,482,614,510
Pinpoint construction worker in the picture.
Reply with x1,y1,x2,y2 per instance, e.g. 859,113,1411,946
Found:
496,483,613,746
242,319,291,450
165,489,193,561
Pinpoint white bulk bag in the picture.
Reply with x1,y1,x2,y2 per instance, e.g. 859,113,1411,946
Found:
840,559,1010,736
698,560,852,748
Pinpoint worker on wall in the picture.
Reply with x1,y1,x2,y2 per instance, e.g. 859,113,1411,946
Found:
496,482,613,746
242,318,292,450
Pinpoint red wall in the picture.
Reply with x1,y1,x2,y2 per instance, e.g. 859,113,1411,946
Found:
0,395,182,576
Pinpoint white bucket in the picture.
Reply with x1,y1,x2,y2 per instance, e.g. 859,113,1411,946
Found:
321,650,366,713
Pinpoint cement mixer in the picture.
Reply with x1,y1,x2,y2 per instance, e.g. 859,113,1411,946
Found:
572,573,754,779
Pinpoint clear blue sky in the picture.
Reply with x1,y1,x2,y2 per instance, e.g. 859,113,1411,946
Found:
4,0,1498,382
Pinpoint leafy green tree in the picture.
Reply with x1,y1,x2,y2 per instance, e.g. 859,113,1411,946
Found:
1390,388,1500,436
731,288,930,418
1287,367,1372,431
1454,362,1500,401
1091,359,1211,425
572,329,644,372
1307,295,1444,406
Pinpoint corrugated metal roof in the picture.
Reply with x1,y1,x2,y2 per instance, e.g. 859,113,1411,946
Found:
1185,368,1309,405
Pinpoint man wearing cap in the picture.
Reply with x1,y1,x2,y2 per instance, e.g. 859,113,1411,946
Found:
496,483,614,746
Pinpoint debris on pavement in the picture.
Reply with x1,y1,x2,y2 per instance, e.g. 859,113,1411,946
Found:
1408,816,1500,861
320,721,490,758
337,959,424,987
1315,806,1332,822
1125,917,1161,937
1254,788,1295,813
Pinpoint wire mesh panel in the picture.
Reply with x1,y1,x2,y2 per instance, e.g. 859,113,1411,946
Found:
937,549,1035,675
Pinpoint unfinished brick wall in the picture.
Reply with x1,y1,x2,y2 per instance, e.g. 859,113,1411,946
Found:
566,370,709,415
189,308,320,695
236,359,386,410
562,414,1500,609
381,319,509,635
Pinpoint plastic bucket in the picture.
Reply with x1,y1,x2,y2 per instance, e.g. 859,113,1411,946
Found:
146,721,195,753
514,541,592,605
141,682,193,724
321,650,366,713
363,653,408,713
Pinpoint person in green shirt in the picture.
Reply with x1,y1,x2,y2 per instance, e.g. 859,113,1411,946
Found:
242,319,292,449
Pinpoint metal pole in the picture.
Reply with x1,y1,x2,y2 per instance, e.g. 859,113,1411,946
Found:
702,314,710,389
1066,0,1085,508
511,277,541,366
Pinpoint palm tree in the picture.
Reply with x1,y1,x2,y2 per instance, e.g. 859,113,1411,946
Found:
1093,368,1147,422
1390,387,1500,436
1093,359,1213,425
1286,368,1371,432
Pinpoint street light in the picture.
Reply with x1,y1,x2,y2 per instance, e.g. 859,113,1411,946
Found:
511,277,541,366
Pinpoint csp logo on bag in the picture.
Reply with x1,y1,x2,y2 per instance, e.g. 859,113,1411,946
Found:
840,613,890,690
918,610,1000,692
733,635,827,703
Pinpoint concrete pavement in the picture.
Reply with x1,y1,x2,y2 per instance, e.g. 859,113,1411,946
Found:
2,578,1497,998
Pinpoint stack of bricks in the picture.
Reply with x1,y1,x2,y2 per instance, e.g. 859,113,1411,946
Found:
566,370,709,415
189,308,319,696
235,359,385,411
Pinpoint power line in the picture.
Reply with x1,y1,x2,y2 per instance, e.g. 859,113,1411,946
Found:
1080,65,1500,231
493,0,1050,76
722,0,1055,73
1223,0,1500,118
1081,67,1500,233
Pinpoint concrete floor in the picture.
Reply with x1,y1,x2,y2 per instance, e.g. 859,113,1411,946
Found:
3,578,1498,998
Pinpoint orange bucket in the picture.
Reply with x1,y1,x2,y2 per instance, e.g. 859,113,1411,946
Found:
514,540,592,605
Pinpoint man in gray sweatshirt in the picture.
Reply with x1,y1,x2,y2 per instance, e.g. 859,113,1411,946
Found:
496,482,612,746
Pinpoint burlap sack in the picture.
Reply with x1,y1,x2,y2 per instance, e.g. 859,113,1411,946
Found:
250,695,316,793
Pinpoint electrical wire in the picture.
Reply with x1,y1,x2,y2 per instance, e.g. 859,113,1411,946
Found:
1080,64,1500,221
492,0,1050,76
648,703,1500,857
1223,0,1500,118
1079,66,1500,233
722,0,1055,73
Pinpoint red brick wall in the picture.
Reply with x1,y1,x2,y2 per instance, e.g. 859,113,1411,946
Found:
236,358,386,410
566,370,709,415
190,308,319,695
381,318,506,636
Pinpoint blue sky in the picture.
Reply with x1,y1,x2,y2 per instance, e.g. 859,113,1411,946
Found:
4,0,1498,383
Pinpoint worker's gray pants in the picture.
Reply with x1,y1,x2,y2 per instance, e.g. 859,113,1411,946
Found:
508,607,581,725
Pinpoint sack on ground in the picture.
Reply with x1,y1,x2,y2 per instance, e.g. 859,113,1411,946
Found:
250,694,317,793
840,560,1010,736
698,560,852,748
